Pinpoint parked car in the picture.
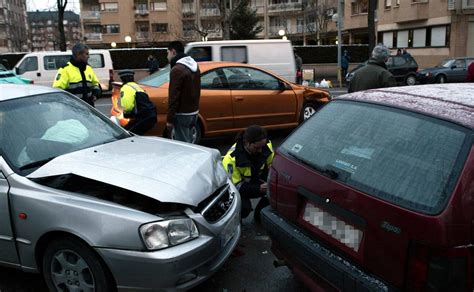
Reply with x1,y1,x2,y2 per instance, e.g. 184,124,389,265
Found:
111,62,331,143
262,83,474,291
185,39,297,82
0,84,241,291
0,64,33,84
416,57,474,83
346,55,419,86
14,50,114,92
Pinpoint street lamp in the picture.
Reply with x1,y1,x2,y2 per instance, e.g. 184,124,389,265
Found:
333,0,343,88
111,42,117,48
124,35,132,48
278,29,285,37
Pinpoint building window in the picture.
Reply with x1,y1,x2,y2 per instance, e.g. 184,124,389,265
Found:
152,23,168,33
466,0,474,7
383,31,393,48
431,26,447,46
151,0,167,11
100,2,119,12
351,0,368,15
411,0,428,2
397,30,409,48
102,24,120,34
378,25,449,49
385,0,391,8
413,28,426,47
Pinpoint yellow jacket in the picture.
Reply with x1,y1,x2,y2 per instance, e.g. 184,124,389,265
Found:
120,82,145,113
53,61,100,104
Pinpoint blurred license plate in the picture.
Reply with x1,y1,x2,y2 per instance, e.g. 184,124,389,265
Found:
221,213,240,247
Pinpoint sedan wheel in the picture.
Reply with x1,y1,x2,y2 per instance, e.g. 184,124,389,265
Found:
406,75,416,86
43,238,113,292
436,75,446,83
300,103,320,122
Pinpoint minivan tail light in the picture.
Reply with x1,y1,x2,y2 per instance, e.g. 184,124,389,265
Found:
267,167,278,206
406,242,472,291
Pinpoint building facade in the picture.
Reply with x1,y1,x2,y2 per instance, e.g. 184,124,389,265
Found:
346,0,474,66
0,0,28,53
28,11,82,51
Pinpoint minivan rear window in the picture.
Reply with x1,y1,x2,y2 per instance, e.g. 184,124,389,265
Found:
280,101,471,215
43,54,105,70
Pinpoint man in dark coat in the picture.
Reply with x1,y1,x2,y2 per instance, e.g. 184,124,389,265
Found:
348,45,396,93
166,41,201,143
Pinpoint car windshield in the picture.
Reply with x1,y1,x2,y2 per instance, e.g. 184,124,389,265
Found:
437,59,455,68
0,92,130,173
139,65,170,87
0,64,7,71
280,101,470,215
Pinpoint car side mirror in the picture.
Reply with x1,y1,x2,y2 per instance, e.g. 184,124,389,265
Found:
451,65,457,69
14,67,19,75
278,80,289,91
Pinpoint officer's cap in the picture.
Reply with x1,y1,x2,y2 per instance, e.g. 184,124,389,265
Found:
118,69,135,78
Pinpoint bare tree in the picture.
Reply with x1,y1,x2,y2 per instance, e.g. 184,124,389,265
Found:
219,0,231,40
57,0,67,51
305,0,334,45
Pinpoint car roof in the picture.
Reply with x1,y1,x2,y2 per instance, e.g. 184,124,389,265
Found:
0,84,61,101
338,84,474,129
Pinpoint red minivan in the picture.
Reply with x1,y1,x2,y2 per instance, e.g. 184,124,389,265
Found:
262,83,474,291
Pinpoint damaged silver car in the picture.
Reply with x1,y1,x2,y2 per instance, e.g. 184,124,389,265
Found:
0,85,241,291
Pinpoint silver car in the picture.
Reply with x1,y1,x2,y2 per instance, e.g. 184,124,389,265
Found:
0,85,241,291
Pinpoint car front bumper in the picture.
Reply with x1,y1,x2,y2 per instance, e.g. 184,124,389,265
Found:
416,74,435,84
261,206,397,292
96,195,241,291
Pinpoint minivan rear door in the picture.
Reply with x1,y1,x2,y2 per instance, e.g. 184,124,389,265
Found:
0,170,20,265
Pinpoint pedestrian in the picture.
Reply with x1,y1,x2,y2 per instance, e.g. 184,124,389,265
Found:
166,40,201,143
222,125,274,222
467,61,474,82
53,43,101,107
402,48,412,58
396,48,402,56
348,44,396,93
117,69,157,135
341,49,350,81
294,49,303,84
146,54,159,75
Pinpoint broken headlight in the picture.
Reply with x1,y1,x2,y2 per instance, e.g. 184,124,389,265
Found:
139,219,199,250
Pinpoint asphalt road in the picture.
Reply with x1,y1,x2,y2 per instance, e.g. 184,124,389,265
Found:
0,87,347,291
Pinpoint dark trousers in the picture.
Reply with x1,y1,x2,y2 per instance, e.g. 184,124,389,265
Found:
125,115,156,135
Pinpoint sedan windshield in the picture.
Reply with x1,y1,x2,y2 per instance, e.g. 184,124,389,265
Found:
437,59,454,68
0,92,130,172
139,66,170,87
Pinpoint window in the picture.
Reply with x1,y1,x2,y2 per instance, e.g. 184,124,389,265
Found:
383,32,393,48
397,30,409,48
223,67,281,90
201,70,226,89
351,0,368,15
100,2,119,12
385,0,391,8
454,59,466,69
221,46,247,63
431,26,447,46
280,101,470,215
88,54,105,68
151,0,167,11
187,47,212,62
152,23,167,33
413,28,426,47
102,24,120,34
17,57,38,74
44,56,69,70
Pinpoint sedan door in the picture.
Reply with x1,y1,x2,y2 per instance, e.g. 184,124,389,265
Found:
451,59,467,82
223,67,297,129
199,69,233,134
0,169,20,265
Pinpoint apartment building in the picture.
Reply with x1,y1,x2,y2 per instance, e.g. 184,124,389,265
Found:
0,0,28,53
81,0,182,48
346,0,474,66
28,11,82,51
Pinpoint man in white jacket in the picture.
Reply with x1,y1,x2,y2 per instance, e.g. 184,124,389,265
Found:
166,41,201,143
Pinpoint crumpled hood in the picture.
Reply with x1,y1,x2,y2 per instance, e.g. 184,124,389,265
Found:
177,56,198,72
27,137,228,206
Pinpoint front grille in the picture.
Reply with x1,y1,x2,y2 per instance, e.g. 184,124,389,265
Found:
199,184,235,223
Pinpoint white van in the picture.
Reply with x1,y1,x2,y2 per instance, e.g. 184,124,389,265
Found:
14,50,114,92
185,39,296,82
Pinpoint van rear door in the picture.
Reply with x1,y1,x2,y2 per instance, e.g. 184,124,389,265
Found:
275,100,472,289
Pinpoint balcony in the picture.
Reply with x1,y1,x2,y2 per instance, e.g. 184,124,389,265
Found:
268,2,303,13
200,8,220,17
463,0,474,10
207,30,223,38
82,11,100,20
136,31,149,39
135,9,149,16
182,3,195,17
84,33,102,41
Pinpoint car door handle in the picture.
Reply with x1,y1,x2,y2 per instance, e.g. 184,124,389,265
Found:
37,72,41,77
234,96,244,101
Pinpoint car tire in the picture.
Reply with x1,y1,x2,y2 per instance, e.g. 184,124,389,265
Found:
405,74,416,86
436,75,446,84
299,102,321,123
42,238,114,292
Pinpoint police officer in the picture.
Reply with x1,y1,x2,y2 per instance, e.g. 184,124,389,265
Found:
118,69,157,135
53,43,101,106
222,125,274,222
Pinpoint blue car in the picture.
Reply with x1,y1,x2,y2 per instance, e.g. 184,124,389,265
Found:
0,64,33,84
416,57,474,84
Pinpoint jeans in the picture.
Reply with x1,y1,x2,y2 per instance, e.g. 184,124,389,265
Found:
173,114,198,143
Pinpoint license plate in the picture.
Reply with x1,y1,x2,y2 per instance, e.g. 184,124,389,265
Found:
221,212,240,248
303,202,363,252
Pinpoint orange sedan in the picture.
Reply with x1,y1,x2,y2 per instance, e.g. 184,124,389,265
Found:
111,62,330,143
